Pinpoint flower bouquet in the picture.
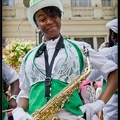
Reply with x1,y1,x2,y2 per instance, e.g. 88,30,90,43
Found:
2,38,35,71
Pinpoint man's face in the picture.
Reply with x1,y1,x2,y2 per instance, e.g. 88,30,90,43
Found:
34,9,61,40
108,29,114,47
93,83,98,90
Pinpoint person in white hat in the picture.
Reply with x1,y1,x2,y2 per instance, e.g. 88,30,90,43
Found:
98,19,118,65
87,18,118,120
12,0,118,120
99,18,118,120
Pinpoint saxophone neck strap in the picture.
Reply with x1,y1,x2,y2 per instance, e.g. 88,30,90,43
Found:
44,35,64,102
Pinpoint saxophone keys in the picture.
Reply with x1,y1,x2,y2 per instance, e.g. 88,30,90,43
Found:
61,103,64,108
52,115,61,120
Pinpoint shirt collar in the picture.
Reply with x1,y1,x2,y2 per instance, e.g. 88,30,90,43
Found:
44,36,60,49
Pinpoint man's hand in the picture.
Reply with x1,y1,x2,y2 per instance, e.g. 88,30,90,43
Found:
98,42,109,51
80,100,104,120
9,98,17,108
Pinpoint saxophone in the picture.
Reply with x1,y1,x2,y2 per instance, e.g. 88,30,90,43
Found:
32,47,92,120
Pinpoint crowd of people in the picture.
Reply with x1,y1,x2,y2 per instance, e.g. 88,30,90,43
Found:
2,0,118,120
79,79,103,120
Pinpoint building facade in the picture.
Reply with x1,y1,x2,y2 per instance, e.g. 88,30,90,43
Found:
2,0,118,50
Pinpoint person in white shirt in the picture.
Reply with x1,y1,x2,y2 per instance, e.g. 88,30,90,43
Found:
2,60,20,120
87,19,118,120
98,19,118,120
12,1,118,120
92,81,102,99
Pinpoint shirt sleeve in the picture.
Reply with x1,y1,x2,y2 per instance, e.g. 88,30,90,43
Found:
2,61,19,85
87,69,103,81
96,87,102,99
17,60,30,99
71,41,118,81
88,47,117,80
99,46,118,65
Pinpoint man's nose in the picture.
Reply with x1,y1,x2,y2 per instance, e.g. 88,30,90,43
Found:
47,17,54,24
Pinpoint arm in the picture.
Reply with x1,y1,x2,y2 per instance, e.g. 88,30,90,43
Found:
2,63,20,107
7,80,20,118
11,80,20,94
80,69,118,120
88,68,118,103
9,80,20,108
98,41,109,51
11,80,20,96
99,69,118,103
12,97,33,120
87,69,103,82
78,44,118,120
97,45,118,102
15,61,30,111
12,61,33,120
2,61,20,117
17,98,29,112
77,41,118,101
99,46,118,65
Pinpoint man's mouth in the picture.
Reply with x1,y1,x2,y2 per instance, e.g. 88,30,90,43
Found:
47,26,56,31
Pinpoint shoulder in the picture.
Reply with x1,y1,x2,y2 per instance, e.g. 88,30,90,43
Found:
99,46,118,62
64,38,92,49
23,45,40,62
99,46,117,55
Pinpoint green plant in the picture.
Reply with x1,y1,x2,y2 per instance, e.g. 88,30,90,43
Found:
2,38,35,71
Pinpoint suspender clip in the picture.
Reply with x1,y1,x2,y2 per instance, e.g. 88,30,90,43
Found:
45,77,51,87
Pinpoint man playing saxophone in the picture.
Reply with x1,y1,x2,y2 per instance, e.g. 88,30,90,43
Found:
12,0,118,120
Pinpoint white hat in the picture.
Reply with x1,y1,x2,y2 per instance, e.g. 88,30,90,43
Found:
28,0,64,31
106,19,118,33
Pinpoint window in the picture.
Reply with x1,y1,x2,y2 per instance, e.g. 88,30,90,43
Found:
2,0,9,6
102,0,112,6
2,0,14,6
71,0,91,7
97,38,105,50
74,38,93,48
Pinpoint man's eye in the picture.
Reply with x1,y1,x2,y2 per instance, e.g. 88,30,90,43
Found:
40,18,45,22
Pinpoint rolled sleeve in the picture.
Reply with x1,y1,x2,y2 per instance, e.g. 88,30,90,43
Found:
73,42,118,81
16,90,29,103
89,48,117,80
2,61,19,85
88,69,103,81
99,60,117,80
